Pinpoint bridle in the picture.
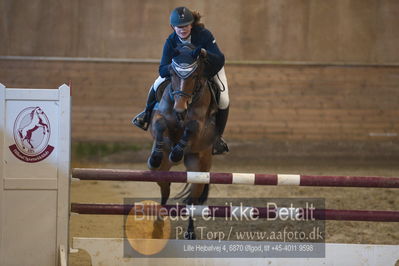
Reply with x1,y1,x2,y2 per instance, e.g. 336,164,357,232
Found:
170,57,203,105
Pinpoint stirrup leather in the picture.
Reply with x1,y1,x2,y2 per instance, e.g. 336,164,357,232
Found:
132,110,150,131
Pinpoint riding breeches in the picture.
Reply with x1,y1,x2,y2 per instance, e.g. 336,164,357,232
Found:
151,67,230,110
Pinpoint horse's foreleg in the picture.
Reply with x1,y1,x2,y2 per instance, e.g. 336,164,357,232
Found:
184,151,212,205
148,117,167,170
183,185,208,241
158,182,171,205
182,152,212,240
153,147,173,240
154,179,171,239
157,151,173,205
169,120,199,163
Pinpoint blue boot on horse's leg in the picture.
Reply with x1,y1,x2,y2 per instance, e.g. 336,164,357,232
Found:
213,107,229,155
148,142,163,170
169,140,186,163
132,87,157,131
169,121,199,163
148,119,167,169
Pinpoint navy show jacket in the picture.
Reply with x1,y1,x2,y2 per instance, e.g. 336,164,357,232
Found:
159,26,225,79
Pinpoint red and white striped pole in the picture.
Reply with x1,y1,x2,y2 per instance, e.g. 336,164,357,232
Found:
70,203,399,222
73,168,399,188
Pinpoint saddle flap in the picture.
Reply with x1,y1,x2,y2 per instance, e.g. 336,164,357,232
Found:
155,80,171,102
207,80,220,107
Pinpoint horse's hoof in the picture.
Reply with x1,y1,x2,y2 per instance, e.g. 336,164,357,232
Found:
147,152,163,170
169,151,183,164
169,145,184,163
147,157,160,170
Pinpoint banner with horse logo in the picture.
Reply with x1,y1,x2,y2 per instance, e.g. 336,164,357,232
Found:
9,106,54,163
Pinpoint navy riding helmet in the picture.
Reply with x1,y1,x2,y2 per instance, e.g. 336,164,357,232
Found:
170,6,194,27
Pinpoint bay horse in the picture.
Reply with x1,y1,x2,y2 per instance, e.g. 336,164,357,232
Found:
147,44,218,239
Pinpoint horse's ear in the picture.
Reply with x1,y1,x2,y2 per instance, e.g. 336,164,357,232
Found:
191,47,202,59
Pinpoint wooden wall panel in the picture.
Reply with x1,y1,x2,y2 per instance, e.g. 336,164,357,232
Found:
1,59,398,142
1,0,399,62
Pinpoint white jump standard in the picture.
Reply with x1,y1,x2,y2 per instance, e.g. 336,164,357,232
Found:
0,84,71,266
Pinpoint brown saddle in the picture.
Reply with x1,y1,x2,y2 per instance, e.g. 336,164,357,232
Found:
155,80,171,102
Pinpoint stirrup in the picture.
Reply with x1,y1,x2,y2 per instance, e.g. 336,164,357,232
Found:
212,136,229,155
132,111,150,131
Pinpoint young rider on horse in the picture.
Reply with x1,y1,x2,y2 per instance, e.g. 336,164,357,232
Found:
132,6,230,155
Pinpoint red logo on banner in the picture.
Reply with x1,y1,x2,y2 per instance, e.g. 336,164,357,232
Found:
9,107,54,163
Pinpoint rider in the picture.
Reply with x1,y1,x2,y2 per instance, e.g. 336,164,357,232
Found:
132,6,230,155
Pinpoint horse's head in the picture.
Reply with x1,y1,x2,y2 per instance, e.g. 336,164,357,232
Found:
169,44,206,116
29,107,42,119
32,107,47,125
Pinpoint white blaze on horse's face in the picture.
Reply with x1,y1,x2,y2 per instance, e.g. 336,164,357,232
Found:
173,77,196,113
171,46,200,114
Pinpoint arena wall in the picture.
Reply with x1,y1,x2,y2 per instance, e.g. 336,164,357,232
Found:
1,0,399,63
1,59,398,144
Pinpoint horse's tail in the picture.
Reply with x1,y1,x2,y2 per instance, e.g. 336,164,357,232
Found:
174,184,209,205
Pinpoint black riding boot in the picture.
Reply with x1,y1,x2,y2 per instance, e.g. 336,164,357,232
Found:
213,107,229,155
132,88,157,131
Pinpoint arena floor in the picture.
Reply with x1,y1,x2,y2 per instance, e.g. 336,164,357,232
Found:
69,141,399,265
